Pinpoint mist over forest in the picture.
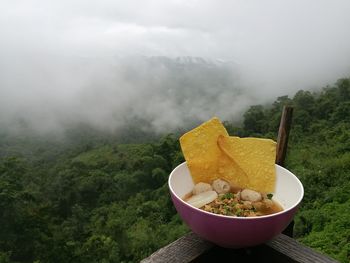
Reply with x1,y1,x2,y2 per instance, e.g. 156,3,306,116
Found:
1,54,349,137
0,56,253,135
1,1,350,263
1,1,350,136
1,78,350,263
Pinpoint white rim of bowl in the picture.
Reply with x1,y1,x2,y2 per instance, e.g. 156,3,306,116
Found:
168,162,304,220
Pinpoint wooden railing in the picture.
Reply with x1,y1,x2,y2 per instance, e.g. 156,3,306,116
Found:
141,232,338,263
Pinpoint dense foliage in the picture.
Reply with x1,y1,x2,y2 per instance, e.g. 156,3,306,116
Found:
0,78,349,262
242,79,350,263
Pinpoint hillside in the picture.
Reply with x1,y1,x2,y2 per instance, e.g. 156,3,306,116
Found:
0,78,349,262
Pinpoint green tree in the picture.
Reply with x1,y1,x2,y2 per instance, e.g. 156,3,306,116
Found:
243,105,266,134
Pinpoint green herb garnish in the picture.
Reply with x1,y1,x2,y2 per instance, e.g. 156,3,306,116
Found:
222,192,234,199
267,193,273,200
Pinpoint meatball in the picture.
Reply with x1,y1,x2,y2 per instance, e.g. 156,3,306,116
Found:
212,179,230,194
240,189,262,202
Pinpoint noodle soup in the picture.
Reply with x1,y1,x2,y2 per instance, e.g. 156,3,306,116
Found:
184,179,283,217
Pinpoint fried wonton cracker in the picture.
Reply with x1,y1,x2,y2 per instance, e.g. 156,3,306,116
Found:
217,135,276,193
179,117,249,188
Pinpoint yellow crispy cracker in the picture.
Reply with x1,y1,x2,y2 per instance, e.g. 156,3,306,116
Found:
216,150,250,189
180,117,228,184
217,135,276,193
179,117,249,188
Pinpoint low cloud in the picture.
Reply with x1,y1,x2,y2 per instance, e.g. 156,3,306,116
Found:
1,0,350,134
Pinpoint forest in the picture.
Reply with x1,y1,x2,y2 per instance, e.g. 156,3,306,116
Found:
0,78,349,263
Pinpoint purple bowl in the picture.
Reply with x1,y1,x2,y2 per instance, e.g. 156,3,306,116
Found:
168,162,304,248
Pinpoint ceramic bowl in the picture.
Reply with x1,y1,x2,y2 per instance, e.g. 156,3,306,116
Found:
168,162,304,248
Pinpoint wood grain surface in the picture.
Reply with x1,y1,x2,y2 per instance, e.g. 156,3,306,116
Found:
140,232,213,263
141,232,339,263
276,105,293,166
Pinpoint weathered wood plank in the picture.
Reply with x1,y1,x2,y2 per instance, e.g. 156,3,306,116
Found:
141,232,339,263
190,243,298,263
267,234,339,263
140,232,213,263
276,105,293,166
276,105,294,237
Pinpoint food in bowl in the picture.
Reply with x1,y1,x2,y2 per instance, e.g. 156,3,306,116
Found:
179,117,277,194
185,179,283,217
179,117,279,214
169,162,304,248
168,116,303,247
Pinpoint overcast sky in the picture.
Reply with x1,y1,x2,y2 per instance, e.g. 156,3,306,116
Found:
1,0,350,134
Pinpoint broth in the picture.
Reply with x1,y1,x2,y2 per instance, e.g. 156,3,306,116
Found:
184,188,283,217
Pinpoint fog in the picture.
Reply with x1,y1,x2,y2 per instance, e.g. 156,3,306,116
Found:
1,0,350,134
